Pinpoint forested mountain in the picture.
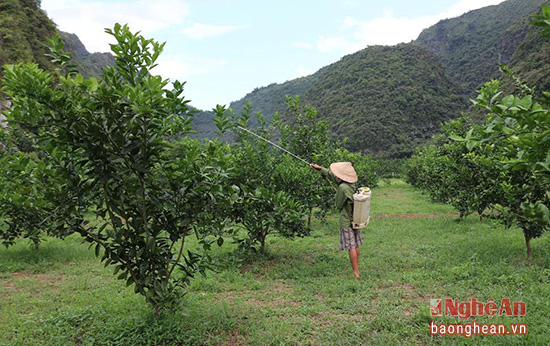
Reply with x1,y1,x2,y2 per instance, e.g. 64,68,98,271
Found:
0,0,57,73
59,32,115,78
230,73,322,119
301,44,466,156
1,0,549,157
503,18,550,93
0,0,113,81
190,72,322,139
215,0,548,157
414,0,545,97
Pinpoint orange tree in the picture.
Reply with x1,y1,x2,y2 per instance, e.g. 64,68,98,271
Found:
457,5,550,258
412,4,550,258
463,77,550,259
406,118,506,220
1,25,236,315
0,62,69,250
216,105,308,255
273,96,334,228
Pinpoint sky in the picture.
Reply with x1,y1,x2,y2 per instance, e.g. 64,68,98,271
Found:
41,0,506,110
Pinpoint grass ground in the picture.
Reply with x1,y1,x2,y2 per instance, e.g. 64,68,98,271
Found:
1,181,549,345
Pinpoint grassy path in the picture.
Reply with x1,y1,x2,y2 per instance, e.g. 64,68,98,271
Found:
1,181,549,345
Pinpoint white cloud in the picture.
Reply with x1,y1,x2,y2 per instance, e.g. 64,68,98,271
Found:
296,66,315,78
345,15,435,48
293,42,314,50
443,0,506,18
154,54,227,80
42,0,189,52
341,0,359,6
180,23,241,39
383,8,395,17
317,36,354,53
315,0,506,54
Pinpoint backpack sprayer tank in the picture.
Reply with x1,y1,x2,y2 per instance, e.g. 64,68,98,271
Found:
352,187,371,230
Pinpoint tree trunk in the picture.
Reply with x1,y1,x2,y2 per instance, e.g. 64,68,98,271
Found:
260,237,265,254
307,207,313,230
524,232,532,260
33,239,39,251
259,229,267,254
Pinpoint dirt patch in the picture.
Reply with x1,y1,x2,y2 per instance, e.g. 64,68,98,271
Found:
12,272,65,284
376,212,459,219
0,282,16,295
214,282,298,310
214,290,247,303
240,254,315,279
375,282,430,318
310,311,368,328
239,258,281,277
378,190,409,201
376,282,429,305
395,282,416,294
270,282,294,295
247,297,301,309
400,283,427,302
218,329,247,346
330,212,458,220
1,272,65,295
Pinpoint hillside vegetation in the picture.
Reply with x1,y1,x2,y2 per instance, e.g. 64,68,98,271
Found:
301,44,466,157
59,32,115,78
190,73,321,139
0,0,113,81
0,0,57,74
503,22,550,93
230,73,321,121
415,0,545,96
216,0,548,157
1,0,548,157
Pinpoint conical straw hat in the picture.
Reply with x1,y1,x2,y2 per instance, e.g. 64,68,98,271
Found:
329,162,358,183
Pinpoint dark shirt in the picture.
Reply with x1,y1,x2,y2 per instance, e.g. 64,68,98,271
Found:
321,167,356,228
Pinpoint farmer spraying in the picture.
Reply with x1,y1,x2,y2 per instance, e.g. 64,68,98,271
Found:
310,162,363,279
235,126,368,278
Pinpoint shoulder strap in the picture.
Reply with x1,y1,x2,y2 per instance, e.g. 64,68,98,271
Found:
343,185,354,220
325,177,337,192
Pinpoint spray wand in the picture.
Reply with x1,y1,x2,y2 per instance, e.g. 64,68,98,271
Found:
235,126,337,191
235,126,311,166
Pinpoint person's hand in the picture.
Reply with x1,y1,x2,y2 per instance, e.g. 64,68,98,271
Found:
310,164,322,171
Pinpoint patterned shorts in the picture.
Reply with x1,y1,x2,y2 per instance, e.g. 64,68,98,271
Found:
340,227,363,251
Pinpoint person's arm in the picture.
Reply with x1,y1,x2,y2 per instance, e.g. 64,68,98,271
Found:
310,164,338,184
310,164,323,171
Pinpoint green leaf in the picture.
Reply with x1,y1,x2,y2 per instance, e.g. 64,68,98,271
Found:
448,135,466,142
86,78,98,92
74,74,84,84
501,95,515,107
517,95,532,110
